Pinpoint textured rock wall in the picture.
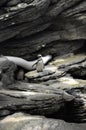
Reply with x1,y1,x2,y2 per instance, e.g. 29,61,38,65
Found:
0,0,86,59
0,1,86,129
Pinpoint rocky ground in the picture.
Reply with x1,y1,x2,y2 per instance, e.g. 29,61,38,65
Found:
0,113,86,130
0,53,86,130
0,0,86,130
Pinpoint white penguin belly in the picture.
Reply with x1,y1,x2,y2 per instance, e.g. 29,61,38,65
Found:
36,60,44,72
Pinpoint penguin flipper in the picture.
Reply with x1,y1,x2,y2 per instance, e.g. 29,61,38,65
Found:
32,61,37,68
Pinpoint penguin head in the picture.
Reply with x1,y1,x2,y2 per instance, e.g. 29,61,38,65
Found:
37,54,42,58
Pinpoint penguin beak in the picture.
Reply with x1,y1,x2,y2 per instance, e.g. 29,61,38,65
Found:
38,54,42,58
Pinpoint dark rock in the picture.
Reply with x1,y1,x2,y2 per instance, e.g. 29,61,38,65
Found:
0,53,86,122
0,0,86,126
0,0,85,59
66,87,86,122
24,0,34,4
0,87,74,117
67,64,86,79
0,56,17,87
57,55,86,79
62,1,86,17
6,0,21,7
0,0,7,6
0,40,84,60
0,110,10,117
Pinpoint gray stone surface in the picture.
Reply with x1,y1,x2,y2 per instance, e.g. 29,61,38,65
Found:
0,56,17,87
0,0,86,129
0,112,86,130
0,0,85,59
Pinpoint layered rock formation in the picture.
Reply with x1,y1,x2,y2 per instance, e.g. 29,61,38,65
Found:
0,0,86,130
0,0,86,59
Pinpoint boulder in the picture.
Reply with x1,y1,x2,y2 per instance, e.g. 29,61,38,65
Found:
0,112,86,130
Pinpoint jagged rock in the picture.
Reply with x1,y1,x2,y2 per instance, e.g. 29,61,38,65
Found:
0,56,17,87
67,61,86,79
68,66,86,79
0,86,74,117
6,0,21,7
66,87,86,122
0,53,86,122
56,54,86,79
0,112,86,130
0,0,86,126
0,0,85,59
25,65,60,82
57,55,86,69
42,54,86,90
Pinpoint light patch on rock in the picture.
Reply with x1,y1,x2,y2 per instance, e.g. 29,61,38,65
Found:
50,59,65,65
58,77,79,85
50,54,86,66
0,90,55,98
0,90,42,97
0,16,4,20
17,3,28,8
44,65,57,71
1,113,41,123
25,65,57,79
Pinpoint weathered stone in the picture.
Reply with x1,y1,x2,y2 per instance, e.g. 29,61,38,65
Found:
0,0,86,126
0,112,86,130
6,0,21,7
25,65,57,81
0,0,85,59
56,54,86,79
0,87,74,117
0,56,17,87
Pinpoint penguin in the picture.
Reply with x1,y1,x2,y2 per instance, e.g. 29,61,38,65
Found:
32,54,44,72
